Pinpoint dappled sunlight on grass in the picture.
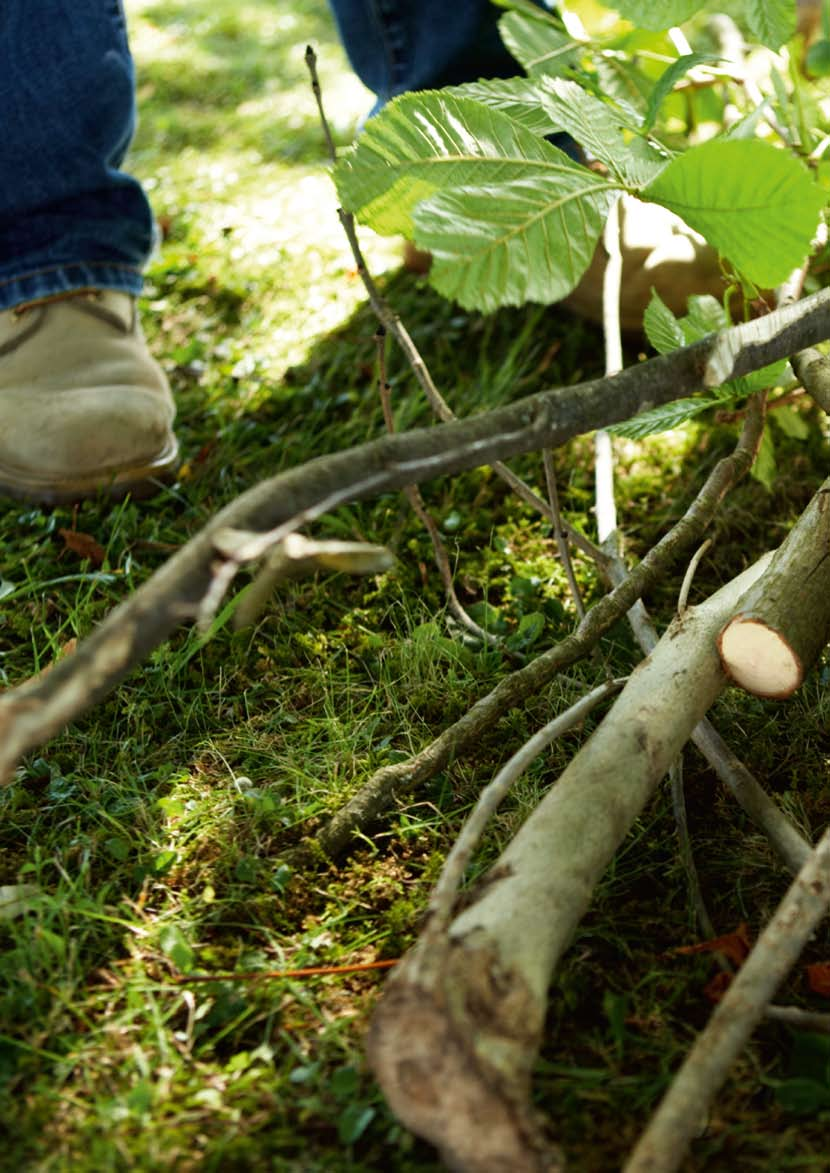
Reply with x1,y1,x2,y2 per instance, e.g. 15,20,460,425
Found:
129,0,399,376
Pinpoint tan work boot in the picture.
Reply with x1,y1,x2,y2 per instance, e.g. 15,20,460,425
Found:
0,290,178,504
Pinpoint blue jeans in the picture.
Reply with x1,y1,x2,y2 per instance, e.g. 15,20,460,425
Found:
0,0,541,312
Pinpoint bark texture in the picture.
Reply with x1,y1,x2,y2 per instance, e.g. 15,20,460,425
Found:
368,556,770,1171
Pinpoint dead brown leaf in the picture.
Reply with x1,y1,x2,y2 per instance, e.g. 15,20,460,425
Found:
58,528,106,566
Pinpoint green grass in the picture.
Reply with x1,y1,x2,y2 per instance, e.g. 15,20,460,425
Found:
3,1,830,1169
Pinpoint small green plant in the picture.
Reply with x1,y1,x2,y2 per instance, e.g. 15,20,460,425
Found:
336,1,825,314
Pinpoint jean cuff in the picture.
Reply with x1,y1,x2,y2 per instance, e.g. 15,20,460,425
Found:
0,261,144,311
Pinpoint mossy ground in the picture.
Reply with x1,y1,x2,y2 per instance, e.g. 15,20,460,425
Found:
2,2,830,1169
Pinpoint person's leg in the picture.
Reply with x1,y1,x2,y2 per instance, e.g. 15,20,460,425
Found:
327,0,525,113
0,0,176,504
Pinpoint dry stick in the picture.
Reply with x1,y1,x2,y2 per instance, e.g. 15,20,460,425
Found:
312,396,779,859
369,554,771,1173
425,677,627,938
305,44,604,568
624,826,830,1173
542,448,585,619
2,294,829,785
374,327,500,649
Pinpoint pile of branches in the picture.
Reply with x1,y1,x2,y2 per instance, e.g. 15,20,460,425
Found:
3,261,830,1167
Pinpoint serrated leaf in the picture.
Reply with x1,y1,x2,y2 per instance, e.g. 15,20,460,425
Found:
678,294,727,343
539,77,666,185
643,289,685,353
335,92,608,239
642,138,825,288
413,172,616,311
594,56,650,117
745,0,796,49
609,394,728,439
445,78,559,137
610,1,707,30
643,53,721,132
499,9,579,78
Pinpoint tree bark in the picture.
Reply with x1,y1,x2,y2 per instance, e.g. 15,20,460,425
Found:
717,476,830,697
368,555,770,1173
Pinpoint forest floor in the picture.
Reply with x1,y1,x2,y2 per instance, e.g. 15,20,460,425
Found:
2,2,830,1170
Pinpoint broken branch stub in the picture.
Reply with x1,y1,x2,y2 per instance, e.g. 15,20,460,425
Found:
717,476,830,697
368,554,771,1173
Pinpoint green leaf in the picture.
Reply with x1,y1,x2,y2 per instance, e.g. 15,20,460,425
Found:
334,92,611,239
506,612,546,653
643,289,685,353
337,1103,376,1146
413,171,615,311
445,78,559,137
772,405,810,440
776,1077,830,1115
751,427,776,489
610,1,706,30
642,138,825,288
643,54,721,132
608,394,728,439
498,9,579,78
745,0,797,49
539,77,667,184
159,924,195,972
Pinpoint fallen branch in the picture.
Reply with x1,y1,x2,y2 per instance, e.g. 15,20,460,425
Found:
314,384,766,859
1,290,828,783
368,554,770,1173
717,474,830,697
624,825,830,1173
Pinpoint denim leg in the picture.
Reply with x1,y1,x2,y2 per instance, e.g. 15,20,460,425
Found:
327,0,578,159
328,0,535,112
0,0,154,311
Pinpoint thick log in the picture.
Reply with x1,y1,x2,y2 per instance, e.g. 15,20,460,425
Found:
368,555,770,1172
717,477,830,697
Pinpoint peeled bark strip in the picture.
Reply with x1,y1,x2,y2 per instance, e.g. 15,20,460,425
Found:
717,476,830,697
368,555,770,1173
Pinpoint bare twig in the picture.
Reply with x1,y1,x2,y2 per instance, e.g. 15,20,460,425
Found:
425,678,626,937
374,327,501,648
624,826,830,1173
676,539,712,615
542,448,585,619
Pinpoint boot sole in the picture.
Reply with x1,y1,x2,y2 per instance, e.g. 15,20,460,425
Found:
0,436,180,506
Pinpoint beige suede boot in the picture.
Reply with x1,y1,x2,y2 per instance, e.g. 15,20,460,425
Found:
0,290,177,504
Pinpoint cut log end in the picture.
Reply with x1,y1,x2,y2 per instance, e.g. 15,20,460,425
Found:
717,615,803,699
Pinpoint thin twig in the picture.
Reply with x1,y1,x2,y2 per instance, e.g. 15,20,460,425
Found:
306,45,606,568
676,539,712,615
624,826,830,1173
669,756,716,939
374,327,501,648
543,448,585,619
425,678,626,937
